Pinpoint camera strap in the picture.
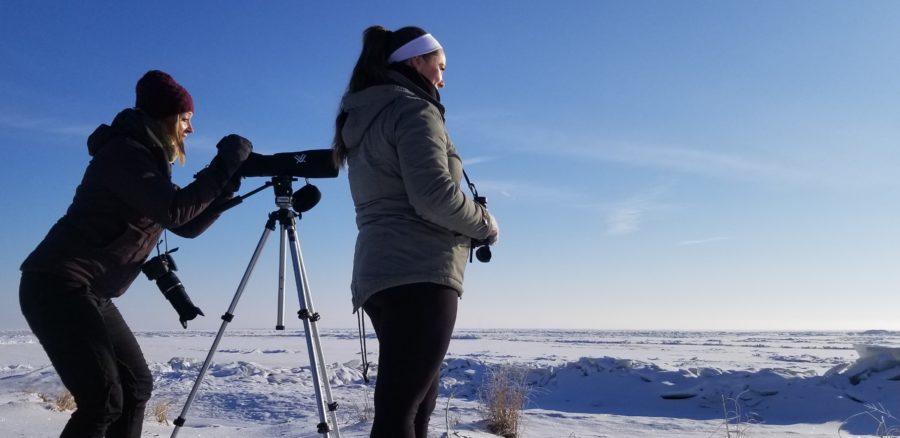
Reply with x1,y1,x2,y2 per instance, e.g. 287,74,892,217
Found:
153,230,178,258
357,312,370,384
463,170,479,199
160,230,169,256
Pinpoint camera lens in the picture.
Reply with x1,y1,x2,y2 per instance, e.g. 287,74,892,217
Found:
475,245,492,263
156,272,183,294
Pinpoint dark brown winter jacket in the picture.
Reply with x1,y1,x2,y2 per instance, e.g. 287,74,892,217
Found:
21,108,241,298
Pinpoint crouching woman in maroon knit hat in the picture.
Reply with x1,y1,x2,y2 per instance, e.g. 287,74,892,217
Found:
18,70,252,438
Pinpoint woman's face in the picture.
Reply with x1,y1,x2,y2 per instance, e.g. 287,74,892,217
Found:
410,49,446,89
177,112,193,146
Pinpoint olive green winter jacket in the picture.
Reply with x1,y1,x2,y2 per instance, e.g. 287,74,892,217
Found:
341,71,493,311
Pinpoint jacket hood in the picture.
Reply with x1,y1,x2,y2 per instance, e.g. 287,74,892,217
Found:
340,70,445,149
87,108,161,157
340,84,408,150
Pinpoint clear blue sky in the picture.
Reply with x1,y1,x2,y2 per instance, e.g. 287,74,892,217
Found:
3,1,900,331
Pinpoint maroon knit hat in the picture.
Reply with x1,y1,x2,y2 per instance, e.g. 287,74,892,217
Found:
135,70,194,119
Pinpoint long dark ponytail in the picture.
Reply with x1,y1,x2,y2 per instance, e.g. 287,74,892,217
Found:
332,25,428,167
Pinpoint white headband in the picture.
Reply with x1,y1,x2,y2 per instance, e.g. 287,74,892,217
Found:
388,33,442,63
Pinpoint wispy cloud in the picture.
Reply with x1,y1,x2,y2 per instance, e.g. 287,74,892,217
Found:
677,236,732,246
447,108,517,124
185,135,217,151
565,142,816,186
603,185,673,236
476,179,678,238
476,179,586,204
456,118,823,188
606,206,643,236
0,114,93,137
0,112,225,153
462,156,496,167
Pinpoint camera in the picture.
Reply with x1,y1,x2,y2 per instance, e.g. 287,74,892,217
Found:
236,150,338,179
141,248,204,328
471,196,492,263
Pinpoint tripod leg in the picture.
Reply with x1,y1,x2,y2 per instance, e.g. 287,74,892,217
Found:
293,229,343,434
170,217,275,438
285,219,342,438
276,222,287,330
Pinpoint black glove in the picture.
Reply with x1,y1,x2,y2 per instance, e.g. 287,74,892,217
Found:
208,174,242,213
212,134,253,176
217,134,252,159
222,173,242,196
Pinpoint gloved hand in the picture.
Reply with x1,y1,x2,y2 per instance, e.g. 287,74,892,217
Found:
212,134,253,176
222,173,242,196
486,212,500,245
217,134,252,160
207,173,242,213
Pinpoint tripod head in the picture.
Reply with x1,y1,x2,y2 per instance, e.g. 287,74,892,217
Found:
215,175,322,215
271,175,321,214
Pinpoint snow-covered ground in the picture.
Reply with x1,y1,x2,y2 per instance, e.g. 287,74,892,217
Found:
2,329,899,437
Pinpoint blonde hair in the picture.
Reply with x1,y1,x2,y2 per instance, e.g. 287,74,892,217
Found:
145,113,186,165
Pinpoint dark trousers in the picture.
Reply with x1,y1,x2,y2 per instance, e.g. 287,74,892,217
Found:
19,273,153,438
363,283,459,438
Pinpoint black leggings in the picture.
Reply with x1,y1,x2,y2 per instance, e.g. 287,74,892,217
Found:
19,273,153,438
363,283,459,438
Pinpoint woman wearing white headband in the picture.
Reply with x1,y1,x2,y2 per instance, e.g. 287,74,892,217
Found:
333,25,499,437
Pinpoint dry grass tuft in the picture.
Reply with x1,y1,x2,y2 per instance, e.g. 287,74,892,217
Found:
38,390,76,412
840,402,900,438
355,386,374,423
150,399,172,425
479,365,529,438
444,388,461,436
711,391,755,438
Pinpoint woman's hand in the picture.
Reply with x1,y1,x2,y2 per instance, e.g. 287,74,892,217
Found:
486,212,499,245
216,134,253,164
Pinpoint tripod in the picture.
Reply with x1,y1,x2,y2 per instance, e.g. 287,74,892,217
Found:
171,175,341,438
